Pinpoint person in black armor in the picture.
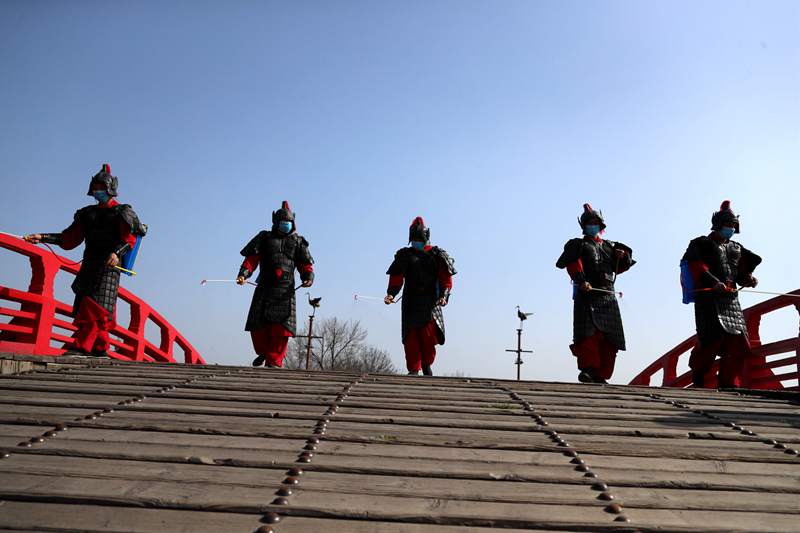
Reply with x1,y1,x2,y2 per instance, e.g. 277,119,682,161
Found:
384,217,456,376
237,201,314,367
25,164,146,356
682,200,761,388
556,204,635,383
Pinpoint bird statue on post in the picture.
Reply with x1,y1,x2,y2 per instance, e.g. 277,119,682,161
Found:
307,293,322,309
516,306,533,329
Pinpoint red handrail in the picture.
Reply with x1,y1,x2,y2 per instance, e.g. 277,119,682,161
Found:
0,233,204,364
629,290,800,389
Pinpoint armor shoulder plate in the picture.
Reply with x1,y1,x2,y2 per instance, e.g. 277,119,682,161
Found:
387,247,411,275
607,240,633,256
293,234,314,264
556,238,584,269
74,205,95,224
682,236,712,262
731,240,762,272
240,230,269,257
430,246,457,275
114,204,147,236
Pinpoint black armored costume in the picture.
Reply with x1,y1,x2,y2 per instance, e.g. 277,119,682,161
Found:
386,217,456,376
556,203,635,383
238,201,314,367
32,164,146,355
683,200,761,387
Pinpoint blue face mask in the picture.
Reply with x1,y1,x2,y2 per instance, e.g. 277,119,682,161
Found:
411,241,425,250
584,224,601,237
719,227,735,240
92,191,111,203
277,221,293,234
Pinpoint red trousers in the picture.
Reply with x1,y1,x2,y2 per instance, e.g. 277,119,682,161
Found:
404,321,438,372
72,297,114,353
251,324,291,367
689,334,752,388
570,331,617,380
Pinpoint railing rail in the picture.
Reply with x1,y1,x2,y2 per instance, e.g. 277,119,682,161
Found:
0,233,204,364
629,290,800,389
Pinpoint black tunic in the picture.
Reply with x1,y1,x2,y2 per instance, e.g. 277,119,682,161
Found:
386,246,456,343
71,204,144,315
556,238,635,351
239,231,314,335
682,236,761,346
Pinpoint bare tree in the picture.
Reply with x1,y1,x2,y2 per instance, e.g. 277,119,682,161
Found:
350,345,396,374
284,317,398,374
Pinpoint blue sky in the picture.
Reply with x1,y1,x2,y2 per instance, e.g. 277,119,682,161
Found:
1,1,798,383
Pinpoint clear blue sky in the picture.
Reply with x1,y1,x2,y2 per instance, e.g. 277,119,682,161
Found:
1,1,798,383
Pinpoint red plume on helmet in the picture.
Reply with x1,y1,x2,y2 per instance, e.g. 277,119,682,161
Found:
578,202,606,230
87,163,119,197
408,216,430,243
711,199,740,233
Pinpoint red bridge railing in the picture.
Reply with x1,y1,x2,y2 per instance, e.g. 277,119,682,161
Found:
630,290,800,389
0,233,204,364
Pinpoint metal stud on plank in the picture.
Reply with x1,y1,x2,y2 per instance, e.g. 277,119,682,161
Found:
597,492,614,501
271,497,289,505
575,464,590,472
614,515,630,523
307,437,320,445
286,468,304,476
0,452,10,459
54,424,67,431
261,512,281,525
275,487,293,497
592,482,609,491
605,503,623,514
564,450,579,458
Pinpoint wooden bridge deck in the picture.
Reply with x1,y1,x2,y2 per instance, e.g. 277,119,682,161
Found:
0,358,799,532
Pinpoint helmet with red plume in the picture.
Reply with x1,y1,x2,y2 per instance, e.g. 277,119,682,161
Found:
711,200,740,233
87,163,118,197
272,200,295,224
408,216,430,244
577,203,606,230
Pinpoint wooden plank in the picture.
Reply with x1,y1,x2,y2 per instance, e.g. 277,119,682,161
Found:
0,501,571,533
612,485,800,513
0,472,284,511
0,454,600,506
562,433,799,463
277,491,614,529
0,501,264,533
0,454,293,488
621,507,800,532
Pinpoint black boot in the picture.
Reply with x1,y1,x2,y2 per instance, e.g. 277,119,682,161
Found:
578,369,594,383
252,355,266,367
407,370,420,376
692,372,705,388
422,365,433,376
